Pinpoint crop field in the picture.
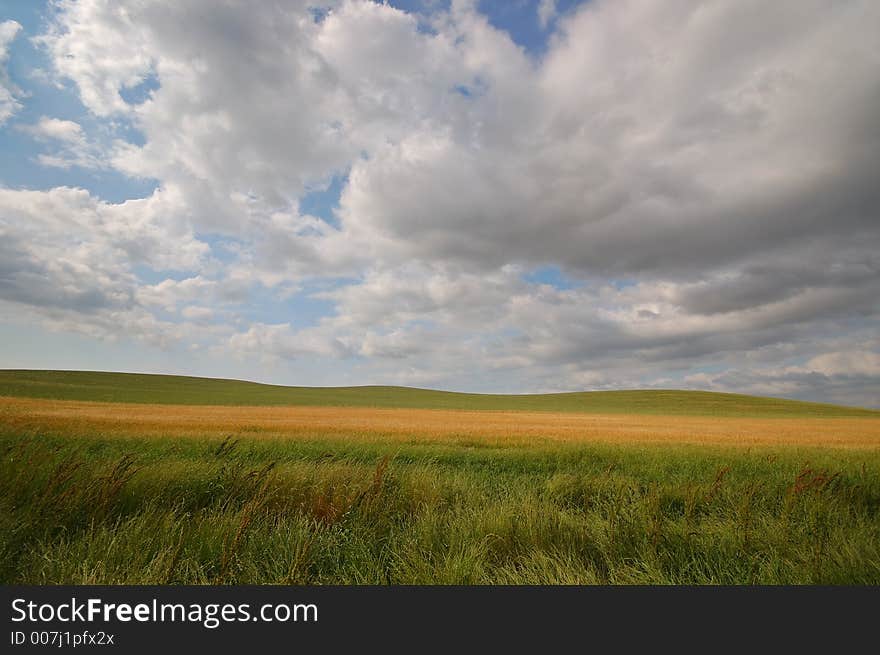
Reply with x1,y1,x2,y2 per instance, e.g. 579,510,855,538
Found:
1,370,879,584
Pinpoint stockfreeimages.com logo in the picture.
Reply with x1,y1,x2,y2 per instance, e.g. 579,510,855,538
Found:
11,598,317,630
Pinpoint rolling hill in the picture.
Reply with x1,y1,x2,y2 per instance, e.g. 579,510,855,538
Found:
0,369,876,418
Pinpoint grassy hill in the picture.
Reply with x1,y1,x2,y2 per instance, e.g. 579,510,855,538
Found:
1,369,876,418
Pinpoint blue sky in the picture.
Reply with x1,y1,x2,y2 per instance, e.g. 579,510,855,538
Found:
1,0,157,201
1,0,878,406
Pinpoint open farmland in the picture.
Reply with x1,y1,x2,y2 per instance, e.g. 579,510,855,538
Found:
1,370,879,584
3,396,880,448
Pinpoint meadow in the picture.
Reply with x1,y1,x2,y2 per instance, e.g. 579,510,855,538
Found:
3,368,876,416
1,371,879,584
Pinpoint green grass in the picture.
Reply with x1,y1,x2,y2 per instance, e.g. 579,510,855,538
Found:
1,369,877,417
2,369,877,584
1,426,878,584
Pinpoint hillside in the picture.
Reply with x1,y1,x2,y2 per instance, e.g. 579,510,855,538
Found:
0,369,876,418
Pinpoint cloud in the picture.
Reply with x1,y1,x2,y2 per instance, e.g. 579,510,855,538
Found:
0,185,212,345
334,0,880,279
0,20,22,125
180,305,215,323
537,0,557,29
136,276,217,312
227,322,353,362
684,348,880,409
808,351,880,380
21,116,84,142
1,0,877,404
18,116,108,169
38,0,470,231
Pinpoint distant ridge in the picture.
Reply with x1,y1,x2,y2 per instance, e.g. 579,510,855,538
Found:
0,369,877,418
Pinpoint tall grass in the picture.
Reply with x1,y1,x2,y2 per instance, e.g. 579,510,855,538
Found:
2,427,878,584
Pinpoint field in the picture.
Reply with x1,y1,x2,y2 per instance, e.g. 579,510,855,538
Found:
1,370,879,584
3,369,876,416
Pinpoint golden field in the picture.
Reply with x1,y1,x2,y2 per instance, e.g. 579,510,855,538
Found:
3,395,879,448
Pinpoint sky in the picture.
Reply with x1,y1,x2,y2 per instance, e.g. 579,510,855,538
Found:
0,0,878,407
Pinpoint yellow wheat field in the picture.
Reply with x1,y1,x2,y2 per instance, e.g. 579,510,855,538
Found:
2,395,880,448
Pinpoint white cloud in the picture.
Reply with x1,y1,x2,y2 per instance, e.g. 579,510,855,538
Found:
21,116,84,142
808,351,880,379
136,276,217,312
180,305,215,323
0,20,22,125
227,322,353,362
18,116,108,169
538,0,557,29
0,185,211,344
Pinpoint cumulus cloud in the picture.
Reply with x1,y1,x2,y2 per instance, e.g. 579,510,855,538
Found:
1,0,877,404
0,185,214,347
334,0,880,279
38,0,470,232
